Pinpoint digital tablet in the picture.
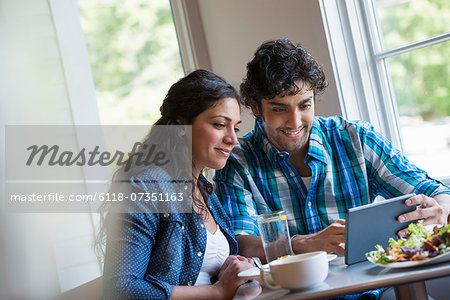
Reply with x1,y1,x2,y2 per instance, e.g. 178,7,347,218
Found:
345,193,416,265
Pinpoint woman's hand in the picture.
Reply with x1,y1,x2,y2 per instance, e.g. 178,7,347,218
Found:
217,255,253,281
171,256,255,300
214,255,255,299
234,280,262,300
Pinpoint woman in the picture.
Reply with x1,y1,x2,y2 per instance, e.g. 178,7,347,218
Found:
98,70,258,299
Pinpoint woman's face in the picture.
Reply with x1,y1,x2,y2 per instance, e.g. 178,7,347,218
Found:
190,97,241,174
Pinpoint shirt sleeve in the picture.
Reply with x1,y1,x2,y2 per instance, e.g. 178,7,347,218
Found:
214,155,260,236
360,121,450,198
102,181,174,299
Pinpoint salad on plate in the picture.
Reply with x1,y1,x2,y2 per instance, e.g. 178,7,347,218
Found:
366,221,450,265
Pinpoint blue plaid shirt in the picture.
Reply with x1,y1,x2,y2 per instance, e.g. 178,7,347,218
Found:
214,116,450,300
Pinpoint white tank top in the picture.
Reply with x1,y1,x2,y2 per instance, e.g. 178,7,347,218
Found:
195,225,230,285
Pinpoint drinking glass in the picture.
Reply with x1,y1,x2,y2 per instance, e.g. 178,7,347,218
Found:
257,211,293,262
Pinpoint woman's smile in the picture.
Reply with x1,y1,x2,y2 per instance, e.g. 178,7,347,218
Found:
215,147,232,157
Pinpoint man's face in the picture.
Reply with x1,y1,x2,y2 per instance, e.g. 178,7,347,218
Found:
252,83,315,154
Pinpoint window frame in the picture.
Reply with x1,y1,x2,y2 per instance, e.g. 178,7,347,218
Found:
48,0,109,284
170,0,212,73
319,0,450,184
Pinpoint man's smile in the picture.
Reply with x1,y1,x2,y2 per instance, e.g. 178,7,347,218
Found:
279,127,304,137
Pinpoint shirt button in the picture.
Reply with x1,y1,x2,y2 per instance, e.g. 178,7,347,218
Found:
308,202,312,207
197,251,202,257
181,225,184,230
225,228,228,231
163,213,170,218
290,172,295,177
200,224,204,228
187,280,193,286
184,185,188,190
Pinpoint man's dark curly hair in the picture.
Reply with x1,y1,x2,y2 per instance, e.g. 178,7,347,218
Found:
240,38,327,110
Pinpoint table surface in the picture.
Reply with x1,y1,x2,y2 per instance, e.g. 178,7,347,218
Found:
256,257,450,300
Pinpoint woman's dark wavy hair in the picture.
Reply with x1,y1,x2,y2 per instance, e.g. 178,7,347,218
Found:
240,38,328,112
114,69,240,179
95,69,240,259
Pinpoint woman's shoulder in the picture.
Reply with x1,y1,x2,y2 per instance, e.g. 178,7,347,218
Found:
127,167,191,214
133,166,173,182
130,166,182,192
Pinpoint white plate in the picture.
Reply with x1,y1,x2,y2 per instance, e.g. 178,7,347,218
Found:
367,251,450,269
327,253,338,262
238,253,338,280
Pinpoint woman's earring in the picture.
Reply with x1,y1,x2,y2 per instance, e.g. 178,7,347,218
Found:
179,127,186,137
176,119,186,136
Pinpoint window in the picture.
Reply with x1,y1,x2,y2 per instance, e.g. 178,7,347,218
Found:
320,0,450,181
371,0,450,179
77,0,184,125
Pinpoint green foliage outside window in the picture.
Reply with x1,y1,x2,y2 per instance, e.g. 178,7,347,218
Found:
78,0,184,125
376,0,450,120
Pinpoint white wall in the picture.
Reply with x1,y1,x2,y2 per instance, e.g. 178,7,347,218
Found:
196,0,342,134
0,0,101,298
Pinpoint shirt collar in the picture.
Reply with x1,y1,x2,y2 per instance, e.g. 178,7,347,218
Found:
254,118,327,167
307,118,327,165
254,120,290,168
198,173,214,195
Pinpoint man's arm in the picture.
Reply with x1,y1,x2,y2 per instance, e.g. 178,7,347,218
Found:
291,219,346,257
360,122,450,230
237,219,346,264
214,153,263,252
235,235,266,262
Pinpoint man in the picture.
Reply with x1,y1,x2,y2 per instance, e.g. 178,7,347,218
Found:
214,38,450,298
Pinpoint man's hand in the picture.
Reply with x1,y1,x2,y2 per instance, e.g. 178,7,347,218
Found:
398,194,450,237
291,219,345,256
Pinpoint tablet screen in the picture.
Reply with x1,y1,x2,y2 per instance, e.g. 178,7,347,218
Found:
345,193,416,265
